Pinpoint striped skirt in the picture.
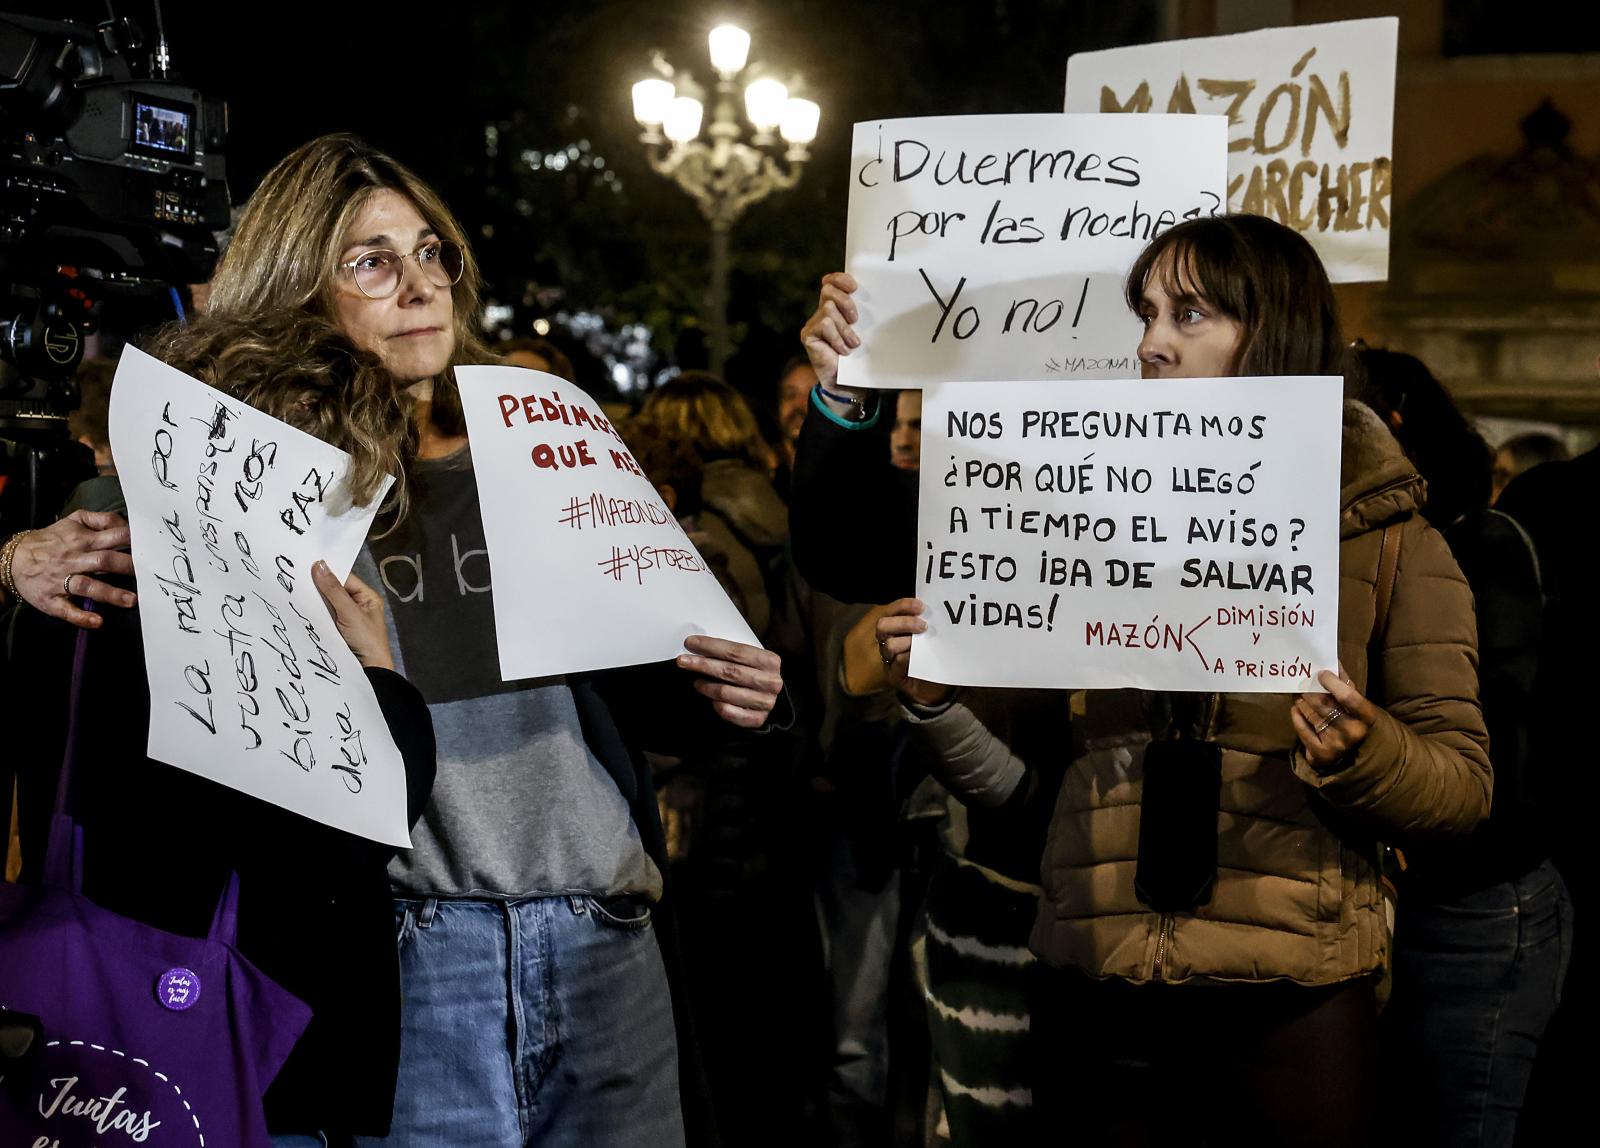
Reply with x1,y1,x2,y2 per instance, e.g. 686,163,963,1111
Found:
916,852,1040,1146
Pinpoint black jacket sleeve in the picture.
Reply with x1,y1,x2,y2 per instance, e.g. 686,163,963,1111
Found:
363,666,437,834
789,391,920,604
1446,511,1541,813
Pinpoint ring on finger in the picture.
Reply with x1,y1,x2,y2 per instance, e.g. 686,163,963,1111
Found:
1314,706,1344,734
62,574,75,598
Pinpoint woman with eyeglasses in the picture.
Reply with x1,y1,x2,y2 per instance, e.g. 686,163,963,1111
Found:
206,134,783,1147
8,133,781,1146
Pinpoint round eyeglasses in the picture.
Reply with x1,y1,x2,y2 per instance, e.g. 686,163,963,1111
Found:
339,239,465,300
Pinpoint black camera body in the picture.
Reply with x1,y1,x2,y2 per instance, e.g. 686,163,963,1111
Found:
0,11,228,531
4,77,229,283
1,11,230,381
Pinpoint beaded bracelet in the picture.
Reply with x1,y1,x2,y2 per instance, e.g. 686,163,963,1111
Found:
816,383,875,421
0,528,36,601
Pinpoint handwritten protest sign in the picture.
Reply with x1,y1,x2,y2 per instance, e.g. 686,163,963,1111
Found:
910,376,1341,692
1066,17,1398,282
109,346,409,846
456,365,759,679
839,113,1227,390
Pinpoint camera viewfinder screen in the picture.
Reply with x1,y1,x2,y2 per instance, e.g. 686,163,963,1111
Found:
132,101,192,157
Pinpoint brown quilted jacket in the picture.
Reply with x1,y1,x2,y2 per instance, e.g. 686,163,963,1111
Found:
905,402,1492,985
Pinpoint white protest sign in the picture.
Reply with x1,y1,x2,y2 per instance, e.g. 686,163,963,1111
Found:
839,113,1227,390
109,346,410,846
456,365,759,679
1066,17,1397,283
910,376,1341,692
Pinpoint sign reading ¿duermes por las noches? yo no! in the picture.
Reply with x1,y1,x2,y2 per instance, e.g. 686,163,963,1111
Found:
911,375,1343,693
839,113,1227,390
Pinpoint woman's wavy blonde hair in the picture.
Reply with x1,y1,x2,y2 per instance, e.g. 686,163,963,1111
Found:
145,311,413,519
207,132,492,436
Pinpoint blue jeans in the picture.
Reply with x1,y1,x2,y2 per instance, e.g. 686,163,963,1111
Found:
1385,859,1574,1147
352,895,684,1147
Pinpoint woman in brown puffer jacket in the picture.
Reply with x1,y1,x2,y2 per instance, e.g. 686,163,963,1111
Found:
864,216,1492,1148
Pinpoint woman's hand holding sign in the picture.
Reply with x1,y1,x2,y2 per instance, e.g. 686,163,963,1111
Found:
313,561,394,671
800,272,861,390
875,598,955,708
678,635,784,729
1291,665,1377,772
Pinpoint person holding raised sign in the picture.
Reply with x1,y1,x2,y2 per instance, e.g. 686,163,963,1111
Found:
796,214,1491,1146
196,134,785,1148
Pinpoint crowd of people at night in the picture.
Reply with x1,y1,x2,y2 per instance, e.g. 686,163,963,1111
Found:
0,120,1587,1148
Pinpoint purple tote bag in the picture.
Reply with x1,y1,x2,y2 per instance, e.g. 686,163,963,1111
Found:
0,624,311,1148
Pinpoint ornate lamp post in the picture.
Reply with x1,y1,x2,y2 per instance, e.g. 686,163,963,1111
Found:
632,22,820,376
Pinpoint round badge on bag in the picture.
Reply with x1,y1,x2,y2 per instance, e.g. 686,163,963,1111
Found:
156,968,201,1012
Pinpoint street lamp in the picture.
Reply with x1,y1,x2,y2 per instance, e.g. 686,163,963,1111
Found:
631,22,820,376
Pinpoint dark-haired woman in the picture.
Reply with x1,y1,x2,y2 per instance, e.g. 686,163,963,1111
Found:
798,215,1491,1147
1360,348,1571,1148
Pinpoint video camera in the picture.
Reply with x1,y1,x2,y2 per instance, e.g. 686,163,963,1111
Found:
0,9,228,532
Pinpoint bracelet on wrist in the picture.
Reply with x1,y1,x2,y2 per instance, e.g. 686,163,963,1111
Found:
0,528,37,601
816,384,874,420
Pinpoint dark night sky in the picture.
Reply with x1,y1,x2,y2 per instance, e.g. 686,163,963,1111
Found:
9,1,1162,388
53,1,1159,188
